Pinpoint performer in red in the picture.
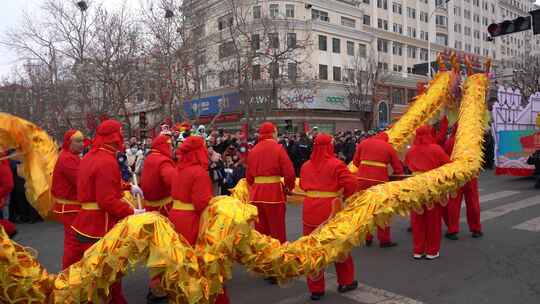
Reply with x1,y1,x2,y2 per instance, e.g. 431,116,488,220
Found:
443,124,483,239
52,129,84,269
71,119,144,304
0,151,16,238
246,122,296,244
168,136,229,304
352,132,404,247
300,134,358,301
141,135,175,216
405,125,451,260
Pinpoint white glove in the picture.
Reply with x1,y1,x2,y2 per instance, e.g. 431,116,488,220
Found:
131,185,144,198
134,208,146,215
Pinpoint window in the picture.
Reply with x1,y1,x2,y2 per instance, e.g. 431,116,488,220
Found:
473,0,479,6
288,63,297,81
312,9,329,22
420,48,428,61
474,30,480,39
377,0,388,10
333,66,342,81
363,15,371,25
491,3,495,13
407,26,416,38
392,2,402,14
473,14,480,23
269,62,279,78
454,6,461,16
378,62,389,70
218,14,233,31
464,26,471,36
482,17,488,26
420,30,428,41
454,41,462,50
436,15,447,27
219,70,235,86
219,41,235,58
482,32,488,41
270,4,279,19
319,64,328,80
465,43,471,52
268,33,279,48
393,65,403,72
393,23,403,34
378,18,388,30
253,6,261,19
287,33,296,49
347,41,355,56
436,33,448,46
377,39,389,53
435,0,445,6
464,10,470,19
253,65,261,80
345,68,354,83
318,35,327,51
407,46,417,59
286,4,295,18
251,34,260,49
332,38,341,53
392,41,403,56
392,88,405,104
407,7,416,19
358,44,367,57
454,23,461,33
363,0,370,3
420,12,428,22
341,16,356,28
474,46,480,54
483,48,489,56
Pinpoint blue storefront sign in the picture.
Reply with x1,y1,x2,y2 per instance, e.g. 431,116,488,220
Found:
184,92,240,117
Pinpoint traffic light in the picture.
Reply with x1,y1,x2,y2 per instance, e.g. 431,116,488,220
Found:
139,112,147,129
487,16,531,37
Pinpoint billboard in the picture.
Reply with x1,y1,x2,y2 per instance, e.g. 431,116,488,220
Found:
495,130,536,175
183,92,240,117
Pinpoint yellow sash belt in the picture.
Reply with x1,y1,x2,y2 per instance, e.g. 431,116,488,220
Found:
144,196,172,207
81,202,99,210
360,160,387,168
55,198,80,205
172,200,195,211
254,176,281,184
305,191,339,198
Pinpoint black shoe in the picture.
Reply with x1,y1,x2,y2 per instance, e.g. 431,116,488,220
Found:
407,226,412,233
310,292,325,301
380,242,398,248
265,277,278,285
366,239,373,247
146,291,168,304
338,280,358,293
445,232,459,240
472,231,484,238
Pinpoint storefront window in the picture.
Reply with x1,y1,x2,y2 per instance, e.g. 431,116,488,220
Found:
378,102,389,127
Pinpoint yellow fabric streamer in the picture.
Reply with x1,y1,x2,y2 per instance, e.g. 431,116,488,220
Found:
0,113,59,218
0,71,488,303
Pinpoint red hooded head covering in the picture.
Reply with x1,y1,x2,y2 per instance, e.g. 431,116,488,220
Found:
151,135,172,158
310,133,335,171
373,132,389,142
176,136,208,170
92,119,124,151
413,125,435,145
258,122,276,140
62,129,84,152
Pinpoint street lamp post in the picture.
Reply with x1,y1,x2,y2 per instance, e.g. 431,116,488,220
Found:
427,0,450,78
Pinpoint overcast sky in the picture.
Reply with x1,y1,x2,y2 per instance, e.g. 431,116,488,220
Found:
0,0,143,79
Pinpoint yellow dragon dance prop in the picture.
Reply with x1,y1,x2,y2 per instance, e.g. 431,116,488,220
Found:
0,67,488,303
0,113,59,218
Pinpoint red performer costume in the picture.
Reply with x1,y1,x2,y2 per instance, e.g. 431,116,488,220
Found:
442,124,483,239
246,122,296,244
352,132,404,247
141,135,175,216
300,134,358,300
71,120,135,304
405,125,451,259
168,136,229,304
52,129,84,269
0,153,16,237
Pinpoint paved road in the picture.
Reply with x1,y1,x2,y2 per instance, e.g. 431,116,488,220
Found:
11,171,540,304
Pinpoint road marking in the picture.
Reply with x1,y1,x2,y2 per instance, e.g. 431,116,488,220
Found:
476,196,540,222
275,273,423,304
513,216,540,232
479,191,520,204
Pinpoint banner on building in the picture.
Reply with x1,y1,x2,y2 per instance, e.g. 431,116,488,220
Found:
183,92,240,118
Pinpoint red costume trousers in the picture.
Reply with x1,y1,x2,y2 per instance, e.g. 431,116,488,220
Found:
60,213,80,269
442,178,482,234
254,203,287,243
72,239,127,304
411,206,442,255
303,224,354,293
